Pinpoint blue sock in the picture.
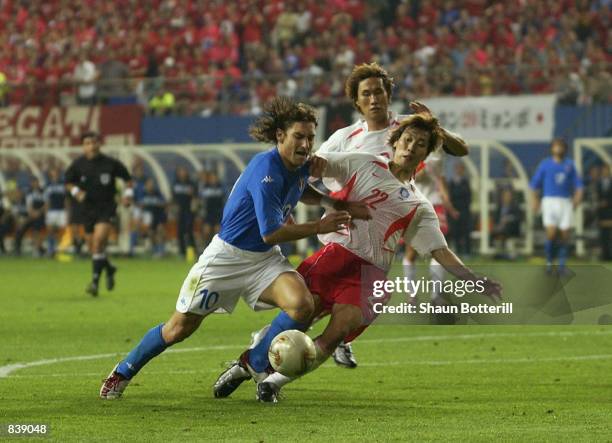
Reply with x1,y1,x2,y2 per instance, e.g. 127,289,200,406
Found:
248,311,308,372
129,231,138,253
558,243,568,268
116,324,168,379
544,239,554,264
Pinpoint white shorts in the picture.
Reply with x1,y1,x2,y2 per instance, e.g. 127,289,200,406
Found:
176,235,298,315
46,210,67,228
542,197,573,230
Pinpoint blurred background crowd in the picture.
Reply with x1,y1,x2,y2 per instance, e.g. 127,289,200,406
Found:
2,157,611,260
0,0,610,114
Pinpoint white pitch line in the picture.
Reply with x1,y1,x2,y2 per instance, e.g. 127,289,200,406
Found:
8,353,612,379
2,329,612,378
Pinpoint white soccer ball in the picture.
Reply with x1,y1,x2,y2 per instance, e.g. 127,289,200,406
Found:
268,329,316,377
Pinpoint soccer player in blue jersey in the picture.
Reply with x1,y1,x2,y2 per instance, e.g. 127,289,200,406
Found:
100,97,369,399
530,138,583,273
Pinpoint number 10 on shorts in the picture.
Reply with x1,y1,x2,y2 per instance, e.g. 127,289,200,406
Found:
198,288,219,311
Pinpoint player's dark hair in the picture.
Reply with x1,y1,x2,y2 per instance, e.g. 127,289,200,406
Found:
345,62,395,113
551,137,568,155
249,97,318,144
388,114,443,154
81,130,101,143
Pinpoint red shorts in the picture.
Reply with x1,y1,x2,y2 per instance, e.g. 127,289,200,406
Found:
297,243,389,342
434,204,448,235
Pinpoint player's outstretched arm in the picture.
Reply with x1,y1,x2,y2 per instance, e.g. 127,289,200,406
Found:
409,101,468,156
262,211,352,245
439,127,469,157
530,189,541,213
572,188,583,209
431,246,502,302
300,185,371,220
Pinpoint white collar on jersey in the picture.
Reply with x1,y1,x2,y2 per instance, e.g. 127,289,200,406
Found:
361,110,400,133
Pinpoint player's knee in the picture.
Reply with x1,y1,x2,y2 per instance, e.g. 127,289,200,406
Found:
284,292,315,323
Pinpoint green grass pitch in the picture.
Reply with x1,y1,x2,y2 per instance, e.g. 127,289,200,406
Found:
1,257,611,442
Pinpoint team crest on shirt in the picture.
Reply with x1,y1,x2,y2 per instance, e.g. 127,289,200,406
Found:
100,173,111,185
399,187,411,200
555,172,566,185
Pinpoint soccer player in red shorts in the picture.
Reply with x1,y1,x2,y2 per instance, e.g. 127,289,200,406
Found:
214,113,501,402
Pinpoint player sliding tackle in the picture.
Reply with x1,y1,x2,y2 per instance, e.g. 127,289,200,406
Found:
315,62,467,368
214,113,502,402
99,97,370,399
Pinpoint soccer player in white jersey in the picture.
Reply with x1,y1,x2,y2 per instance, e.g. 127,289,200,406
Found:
318,63,467,160
214,114,501,402
317,62,468,367
99,97,369,399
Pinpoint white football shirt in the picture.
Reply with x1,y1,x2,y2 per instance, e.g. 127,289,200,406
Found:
320,152,447,271
318,112,407,191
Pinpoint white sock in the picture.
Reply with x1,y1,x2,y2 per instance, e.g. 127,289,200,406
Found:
264,340,330,388
429,257,445,303
403,257,415,281
262,371,294,388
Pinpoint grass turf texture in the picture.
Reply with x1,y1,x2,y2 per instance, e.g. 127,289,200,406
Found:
1,257,611,442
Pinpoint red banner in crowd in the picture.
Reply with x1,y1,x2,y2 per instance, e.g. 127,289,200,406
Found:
0,105,142,148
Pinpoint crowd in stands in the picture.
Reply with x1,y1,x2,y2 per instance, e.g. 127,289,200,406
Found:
0,0,610,113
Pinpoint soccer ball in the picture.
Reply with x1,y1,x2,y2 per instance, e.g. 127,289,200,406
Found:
268,330,316,377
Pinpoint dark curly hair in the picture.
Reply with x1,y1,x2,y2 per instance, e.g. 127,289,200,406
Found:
81,130,101,143
388,114,443,155
345,62,395,113
249,97,318,144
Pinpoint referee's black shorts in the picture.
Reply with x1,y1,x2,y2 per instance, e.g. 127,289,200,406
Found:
69,201,86,225
83,202,117,233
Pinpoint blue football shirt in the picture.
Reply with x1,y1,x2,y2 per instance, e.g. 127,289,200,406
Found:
219,148,309,252
530,157,583,198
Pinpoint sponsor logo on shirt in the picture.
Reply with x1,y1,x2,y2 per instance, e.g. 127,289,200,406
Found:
100,173,111,185
261,176,274,184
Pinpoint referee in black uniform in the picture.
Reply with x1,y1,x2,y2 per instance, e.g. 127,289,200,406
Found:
65,131,133,296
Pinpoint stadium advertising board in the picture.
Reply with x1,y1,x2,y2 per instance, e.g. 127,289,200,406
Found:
423,94,556,142
0,105,142,148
